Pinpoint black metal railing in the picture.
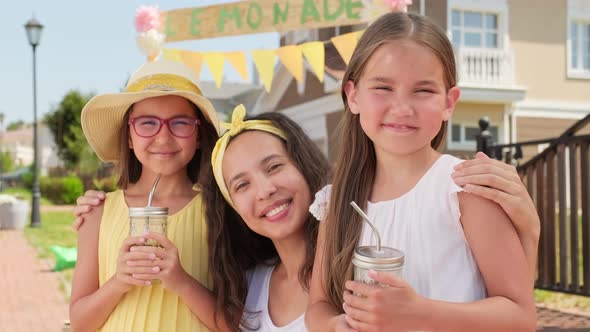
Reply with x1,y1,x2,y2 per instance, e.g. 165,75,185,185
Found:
477,113,590,295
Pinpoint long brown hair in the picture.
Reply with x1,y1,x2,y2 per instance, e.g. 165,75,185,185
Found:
202,112,330,331
322,12,458,311
116,100,218,188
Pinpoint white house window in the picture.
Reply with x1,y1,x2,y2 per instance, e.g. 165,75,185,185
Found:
451,10,499,48
451,124,499,145
570,21,590,72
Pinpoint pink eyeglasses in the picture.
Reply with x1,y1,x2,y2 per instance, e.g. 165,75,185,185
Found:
129,116,200,138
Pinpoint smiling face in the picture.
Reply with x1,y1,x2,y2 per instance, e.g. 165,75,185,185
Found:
221,130,312,242
345,40,460,157
128,95,199,177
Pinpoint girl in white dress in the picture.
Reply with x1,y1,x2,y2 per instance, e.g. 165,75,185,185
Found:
306,12,536,332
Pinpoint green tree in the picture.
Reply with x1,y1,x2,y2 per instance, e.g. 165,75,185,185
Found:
0,151,15,173
44,90,95,170
6,120,25,131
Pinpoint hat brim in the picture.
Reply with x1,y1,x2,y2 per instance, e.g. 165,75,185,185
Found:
81,90,219,163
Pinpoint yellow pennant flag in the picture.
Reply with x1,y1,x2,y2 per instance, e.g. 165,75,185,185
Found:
180,50,203,78
162,48,183,63
225,51,249,82
276,45,304,83
203,52,226,88
301,42,325,83
331,32,360,65
356,30,365,40
251,49,277,92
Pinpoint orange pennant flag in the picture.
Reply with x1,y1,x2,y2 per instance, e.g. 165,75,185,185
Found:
225,51,249,82
180,50,203,78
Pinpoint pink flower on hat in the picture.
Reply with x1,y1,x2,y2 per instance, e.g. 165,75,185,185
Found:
135,5,161,33
384,0,412,12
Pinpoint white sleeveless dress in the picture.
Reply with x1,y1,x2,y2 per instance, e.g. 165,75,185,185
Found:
310,154,486,302
242,264,307,332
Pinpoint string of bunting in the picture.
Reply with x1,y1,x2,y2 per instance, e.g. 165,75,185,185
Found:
160,30,363,92
134,1,411,92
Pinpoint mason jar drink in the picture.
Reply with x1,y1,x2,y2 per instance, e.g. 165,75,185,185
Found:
129,207,168,247
353,246,404,286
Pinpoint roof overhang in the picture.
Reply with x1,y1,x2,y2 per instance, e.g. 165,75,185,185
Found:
459,83,527,103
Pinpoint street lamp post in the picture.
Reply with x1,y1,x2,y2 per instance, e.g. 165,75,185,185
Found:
25,16,43,228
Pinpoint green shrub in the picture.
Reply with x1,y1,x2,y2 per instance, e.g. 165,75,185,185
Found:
22,171,33,189
61,176,84,204
40,177,60,203
39,176,84,204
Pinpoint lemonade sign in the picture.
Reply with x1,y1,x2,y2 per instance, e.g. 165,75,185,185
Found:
164,0,365,42
135,0,410,91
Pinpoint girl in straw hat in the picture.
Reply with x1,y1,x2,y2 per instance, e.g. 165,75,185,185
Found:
69,60,227,332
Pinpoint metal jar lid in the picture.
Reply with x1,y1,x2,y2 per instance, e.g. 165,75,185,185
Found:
352,246,405,270
129,207,169,217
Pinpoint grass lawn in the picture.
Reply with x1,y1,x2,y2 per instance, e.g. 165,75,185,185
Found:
23,211,77,300
535,289,590,313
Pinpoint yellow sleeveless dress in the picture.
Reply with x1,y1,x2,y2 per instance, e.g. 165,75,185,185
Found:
97,189,211,331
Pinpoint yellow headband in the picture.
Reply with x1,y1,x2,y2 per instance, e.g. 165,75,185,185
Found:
211,104,287,208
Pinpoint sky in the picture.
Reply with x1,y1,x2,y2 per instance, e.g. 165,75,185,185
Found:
1,0,279,125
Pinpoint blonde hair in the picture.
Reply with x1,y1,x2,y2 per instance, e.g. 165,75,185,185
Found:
322,12,458,310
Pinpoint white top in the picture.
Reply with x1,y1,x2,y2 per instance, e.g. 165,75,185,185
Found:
242,264,307,332
310,154,487,302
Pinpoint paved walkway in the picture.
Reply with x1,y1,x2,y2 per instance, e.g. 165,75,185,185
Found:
0,230,68,332
40,205,75,212
2,226,590,331
537,305,590,330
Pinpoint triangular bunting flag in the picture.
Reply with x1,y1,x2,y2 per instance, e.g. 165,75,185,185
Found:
355,30,365,40
225,51,249,82
276,45,304,82
251,49,277,92
162,48,183,62
331,32,359,65
203,52,226,88
180,50,203,78
301,42,325,83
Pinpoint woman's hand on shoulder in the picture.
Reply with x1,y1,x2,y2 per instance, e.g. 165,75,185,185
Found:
72,190,106,231
452,152,540,240
342,271,426,331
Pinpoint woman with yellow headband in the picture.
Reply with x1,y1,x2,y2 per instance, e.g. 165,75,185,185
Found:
203,107,330,331
69,60,229,332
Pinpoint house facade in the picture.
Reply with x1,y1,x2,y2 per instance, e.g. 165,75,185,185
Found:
1,124,62,175
251,0,590,162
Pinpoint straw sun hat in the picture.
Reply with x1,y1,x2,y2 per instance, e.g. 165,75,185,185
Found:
81,60,219,163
